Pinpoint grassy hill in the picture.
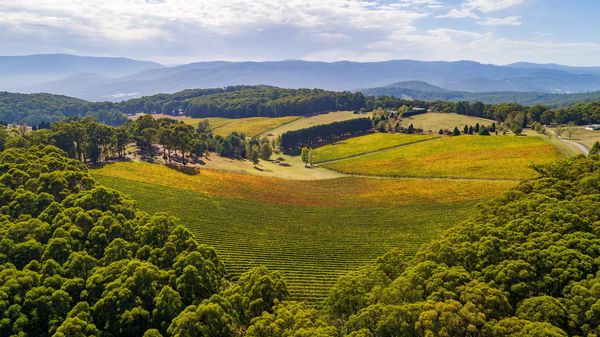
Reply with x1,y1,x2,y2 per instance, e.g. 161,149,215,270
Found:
399,112,495,131
322,135,562,180
93,162,514,301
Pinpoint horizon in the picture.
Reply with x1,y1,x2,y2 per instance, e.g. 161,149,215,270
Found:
2,52,600,69
2,0,600,66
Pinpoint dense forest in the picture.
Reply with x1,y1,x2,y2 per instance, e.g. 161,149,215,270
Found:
0,146,289,337
2,124,600,336
280,118,372,154
3,86,600,129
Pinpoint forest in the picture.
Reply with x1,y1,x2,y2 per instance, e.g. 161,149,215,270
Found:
3,86,600,129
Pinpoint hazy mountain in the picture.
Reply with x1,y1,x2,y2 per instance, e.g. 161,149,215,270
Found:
362,80,600,107
6,54,600,101
1,54,162,90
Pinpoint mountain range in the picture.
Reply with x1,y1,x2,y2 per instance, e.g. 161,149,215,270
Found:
4,54,600,102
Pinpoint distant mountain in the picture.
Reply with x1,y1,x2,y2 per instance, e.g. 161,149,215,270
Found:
5,55,600,101
1,54,161,90
362,81,600,107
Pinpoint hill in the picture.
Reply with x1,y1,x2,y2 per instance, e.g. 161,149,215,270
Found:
6,55,600,101
362,80,600,107
0,54,161,91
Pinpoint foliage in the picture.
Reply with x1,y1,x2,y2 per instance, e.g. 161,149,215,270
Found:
280,118,372,154
0,146,288,337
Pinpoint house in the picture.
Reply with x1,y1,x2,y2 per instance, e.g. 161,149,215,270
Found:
585,124,600,130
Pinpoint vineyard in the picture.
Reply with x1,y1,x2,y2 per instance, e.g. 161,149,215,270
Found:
311,133,438,163
323,135,562,179
93,163,514,301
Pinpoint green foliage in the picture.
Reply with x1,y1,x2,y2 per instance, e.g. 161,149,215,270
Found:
0,146,287,337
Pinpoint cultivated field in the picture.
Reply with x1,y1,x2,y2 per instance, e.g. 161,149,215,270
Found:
262,111,370,136
93,162,514,301
323,135,562,180
312,133,438,163
212,116,301,136
400,112,496,131
129,113,300,137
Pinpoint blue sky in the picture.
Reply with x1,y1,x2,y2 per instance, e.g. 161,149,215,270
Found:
0,0,599,66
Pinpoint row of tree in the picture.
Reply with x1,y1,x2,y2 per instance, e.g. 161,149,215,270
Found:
279,118,372,154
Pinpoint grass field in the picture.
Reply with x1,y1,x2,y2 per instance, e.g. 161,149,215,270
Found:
400,112,496,131
93,162,515,301
212,116,301,137
553,126,600,149
323,135,563,180
129,113,300,137
262,111,370,137
312,133,438,163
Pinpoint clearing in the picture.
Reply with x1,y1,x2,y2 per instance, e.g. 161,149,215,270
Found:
323,135,562,180
400,112,496,131
312,133,438,164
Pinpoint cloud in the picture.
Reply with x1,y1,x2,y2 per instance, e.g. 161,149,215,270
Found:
479,16,521,26
436,0,524,20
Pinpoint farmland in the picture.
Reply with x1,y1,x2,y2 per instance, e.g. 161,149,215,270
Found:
211,116,301,136
312,133,438,163
93,162,515,300
399,112,496,131
323,135,562,179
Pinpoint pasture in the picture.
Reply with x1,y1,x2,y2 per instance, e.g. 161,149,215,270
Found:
312,133,438,163
211,116,301,137
93,162,515,301
323,135,563,180
400,112,496,131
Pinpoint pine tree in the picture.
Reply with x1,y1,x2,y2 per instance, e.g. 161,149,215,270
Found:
463,125,469,134
452,126,461,136
474,123,480,133
468,126,474,134
478,126,490,136
407,124,415,134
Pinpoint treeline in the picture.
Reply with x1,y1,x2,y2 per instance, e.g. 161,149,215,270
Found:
0,92,126,126
0,115,277,167
136,85,366,118
373,96,600,127
0,146,289,337
280,118,372,154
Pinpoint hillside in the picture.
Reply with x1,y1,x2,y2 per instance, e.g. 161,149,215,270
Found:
362,81,600,107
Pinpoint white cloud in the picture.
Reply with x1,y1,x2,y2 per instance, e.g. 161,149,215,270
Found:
479,16,521,26
437,0,524,20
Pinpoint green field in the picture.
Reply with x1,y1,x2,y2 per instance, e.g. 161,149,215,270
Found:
400,112,496,131
323,135,563,179
93,162,514,301
312,133,438,163
95,174,480,301
212,116,301,137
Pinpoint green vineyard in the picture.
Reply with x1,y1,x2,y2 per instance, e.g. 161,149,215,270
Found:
95,175,479,302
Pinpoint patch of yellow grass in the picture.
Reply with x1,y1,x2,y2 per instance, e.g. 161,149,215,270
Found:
93,162,515,208
400,112,495,132
324,135,563,180
312,133,438,163
213,116,301,137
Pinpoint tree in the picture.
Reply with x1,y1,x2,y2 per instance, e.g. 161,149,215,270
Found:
511,122,523,135
478,126,490,135
407,124,415,134
251,145,260,168
259,142,272,161
452,127,461,136
301,147,310,167
463,125,468,135
590,141,600,155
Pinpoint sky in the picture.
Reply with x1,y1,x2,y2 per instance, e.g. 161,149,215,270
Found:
1,0,599,66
